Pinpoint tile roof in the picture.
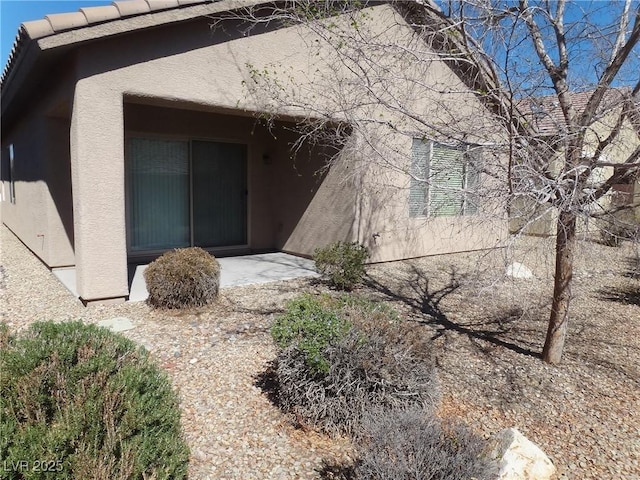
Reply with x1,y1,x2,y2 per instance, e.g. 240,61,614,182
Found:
1,0,212,85
518,88,635,136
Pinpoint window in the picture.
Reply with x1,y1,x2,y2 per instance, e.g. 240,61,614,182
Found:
126,137,248,254
3,144,16,204
409,139,480,217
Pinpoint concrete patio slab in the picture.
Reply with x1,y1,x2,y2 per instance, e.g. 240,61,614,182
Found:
53,252,318,303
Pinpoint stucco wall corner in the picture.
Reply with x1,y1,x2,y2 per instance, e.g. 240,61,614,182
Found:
70,81,129,300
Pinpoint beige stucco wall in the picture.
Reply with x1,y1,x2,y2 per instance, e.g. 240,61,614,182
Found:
4,3,508,301
350,134,508,262
271,128,358,256
1,116,50,260
45,117,75,266
2,52,75,267
1,113,75,268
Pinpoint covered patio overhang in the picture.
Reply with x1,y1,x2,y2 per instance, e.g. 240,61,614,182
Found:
69,95,355,304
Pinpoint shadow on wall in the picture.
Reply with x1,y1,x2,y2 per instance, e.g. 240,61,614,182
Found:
273,126,357,256
353,163,506,262
1,115,75,264
1,13,292,266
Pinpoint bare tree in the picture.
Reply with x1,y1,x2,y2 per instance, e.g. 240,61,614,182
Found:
446,0,640,364
218,0,640,363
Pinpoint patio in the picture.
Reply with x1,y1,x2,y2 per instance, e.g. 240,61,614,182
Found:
53,252,318,302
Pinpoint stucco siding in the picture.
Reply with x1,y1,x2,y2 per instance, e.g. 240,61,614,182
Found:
2,54,76,267
353,134,508,262
2,116,52,264
70,81,128,301
45,117,75,266
3,3,511,301
272,129,357,257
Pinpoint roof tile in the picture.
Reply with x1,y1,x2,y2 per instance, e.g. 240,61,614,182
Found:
80,5,121,24
145,0,180,12
21,19,55,40
519,89,628,136
45,12,89,32
113,0,151,18
3,0,215,87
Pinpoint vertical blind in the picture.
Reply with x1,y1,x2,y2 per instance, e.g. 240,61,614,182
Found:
127,137,247,253
192,141,247,247
409,140,481,217
431,144,465,216
128,138,190,251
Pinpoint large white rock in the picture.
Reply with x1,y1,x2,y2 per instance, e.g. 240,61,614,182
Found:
487,428,556,480
506,262,534,279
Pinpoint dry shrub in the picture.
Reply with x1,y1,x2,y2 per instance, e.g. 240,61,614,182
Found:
144,247,220,309
599,211,640,247
0,321,189,480
353,407,495,480
272,295,440,436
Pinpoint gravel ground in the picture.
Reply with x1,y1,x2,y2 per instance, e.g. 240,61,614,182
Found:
1,225,639,479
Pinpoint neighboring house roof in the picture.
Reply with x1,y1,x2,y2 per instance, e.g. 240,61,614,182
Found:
518,88,638,137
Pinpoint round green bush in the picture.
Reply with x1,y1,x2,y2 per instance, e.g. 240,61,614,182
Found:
271,294,352,374
314,241,369,290
271,295,440,435
0,321,189,480
144,247,220,309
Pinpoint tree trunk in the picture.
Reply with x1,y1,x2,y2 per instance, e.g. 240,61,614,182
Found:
542,210,577,364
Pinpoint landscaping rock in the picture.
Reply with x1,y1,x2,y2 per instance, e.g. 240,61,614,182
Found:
506,262,534,279
487,427,556,480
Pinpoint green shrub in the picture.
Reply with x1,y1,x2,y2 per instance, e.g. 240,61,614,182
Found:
144,247,220,309
271,295,439,435
271,294,352,374
0,321,189,480
314,241,369,290
353,407,495,480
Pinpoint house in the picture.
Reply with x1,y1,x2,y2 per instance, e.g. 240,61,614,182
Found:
510,89,640,236
1,0,508,304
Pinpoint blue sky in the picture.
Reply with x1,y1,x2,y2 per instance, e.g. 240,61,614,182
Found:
1,0,111,69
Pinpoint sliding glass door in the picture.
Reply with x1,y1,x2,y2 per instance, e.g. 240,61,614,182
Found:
127,138,190,252
127,137,247,254
192,140,247,247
